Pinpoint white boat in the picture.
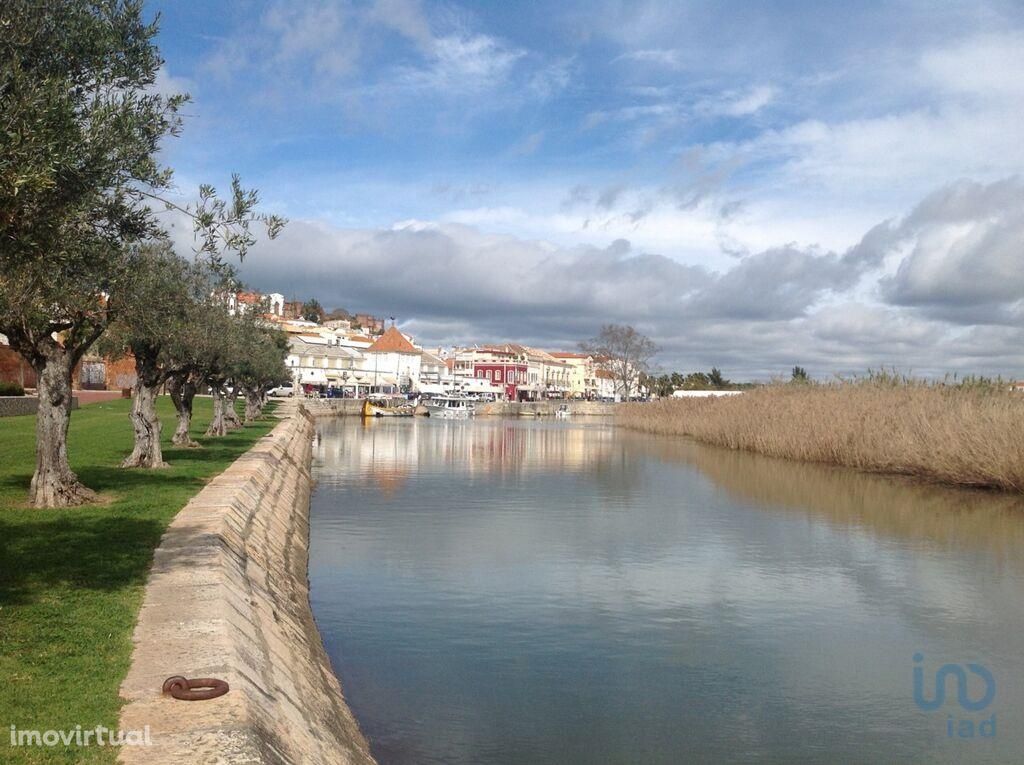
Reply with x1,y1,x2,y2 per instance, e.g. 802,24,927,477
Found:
425,396,475,419
555,403,571,419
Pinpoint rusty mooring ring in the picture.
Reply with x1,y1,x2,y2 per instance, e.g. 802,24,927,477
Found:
162,675,230,701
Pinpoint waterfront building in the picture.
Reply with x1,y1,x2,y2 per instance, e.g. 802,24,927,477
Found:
548,352,600,399
360,325,422,392
286,334,360,391
455,346,529,400
595,368,618,400
417,350,456,396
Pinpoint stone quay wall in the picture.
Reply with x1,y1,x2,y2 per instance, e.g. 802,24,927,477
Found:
117,404,375,765
297,396,618,418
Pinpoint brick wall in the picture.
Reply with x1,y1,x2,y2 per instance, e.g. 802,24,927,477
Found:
104,355,138,390
0,347,36,388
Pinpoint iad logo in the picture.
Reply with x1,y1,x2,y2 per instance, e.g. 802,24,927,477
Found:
913,653,996,739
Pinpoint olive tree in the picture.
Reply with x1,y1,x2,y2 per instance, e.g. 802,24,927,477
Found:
0,1,184,505
0,1,282,505
99,242,211,467
164,291,229,447
233,321,289,423
198,306,245,438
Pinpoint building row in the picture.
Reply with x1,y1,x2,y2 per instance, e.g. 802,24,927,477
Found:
274,318,625,401
0,286,631,400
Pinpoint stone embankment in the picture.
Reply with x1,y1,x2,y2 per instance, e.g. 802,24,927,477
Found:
298,396,617,418
476,400,616,417
117,403,375,765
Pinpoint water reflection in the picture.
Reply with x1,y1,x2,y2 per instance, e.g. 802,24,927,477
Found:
310,418,1024,765
630,432,1024,567
316,417,621,477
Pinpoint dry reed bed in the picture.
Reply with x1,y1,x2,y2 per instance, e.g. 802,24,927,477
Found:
619,382,1024,492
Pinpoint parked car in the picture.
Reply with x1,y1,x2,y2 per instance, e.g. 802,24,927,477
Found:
267,382,296,397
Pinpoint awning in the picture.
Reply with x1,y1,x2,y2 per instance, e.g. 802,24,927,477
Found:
416,382,452,395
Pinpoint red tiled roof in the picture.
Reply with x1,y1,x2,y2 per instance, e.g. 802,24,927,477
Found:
367,326,418,354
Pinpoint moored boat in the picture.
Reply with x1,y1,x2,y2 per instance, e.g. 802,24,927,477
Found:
424,396,475,419
362,395,417,418
555,403,571,419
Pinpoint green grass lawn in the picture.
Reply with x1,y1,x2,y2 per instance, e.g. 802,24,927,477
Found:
0,397,277,764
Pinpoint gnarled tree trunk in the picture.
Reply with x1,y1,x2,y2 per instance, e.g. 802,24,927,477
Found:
121,360,168,468
224,386,243,430
29,346,97,507
168,373,199,447
205,385,228,437
244,387,263,422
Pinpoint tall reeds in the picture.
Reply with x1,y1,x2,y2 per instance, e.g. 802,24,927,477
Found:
619,375,1024,492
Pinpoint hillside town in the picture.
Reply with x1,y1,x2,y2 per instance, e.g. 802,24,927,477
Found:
0,288,636,402
246,290,629,401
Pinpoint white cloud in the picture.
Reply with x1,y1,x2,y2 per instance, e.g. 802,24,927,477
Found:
395,33,526,92
712,85,775,117
613,48,682,68
920,32,1024,101
231,177,1024,377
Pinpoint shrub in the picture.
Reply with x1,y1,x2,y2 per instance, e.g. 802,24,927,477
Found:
0,382,26,396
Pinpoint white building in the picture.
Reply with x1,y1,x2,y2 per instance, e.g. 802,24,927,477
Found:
417,350,457,396
359,326,422,392
286,334,360,390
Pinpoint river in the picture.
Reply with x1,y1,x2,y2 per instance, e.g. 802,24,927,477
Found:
309,416,1024,764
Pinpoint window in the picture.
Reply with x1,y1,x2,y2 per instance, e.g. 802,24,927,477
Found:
495,370,502,381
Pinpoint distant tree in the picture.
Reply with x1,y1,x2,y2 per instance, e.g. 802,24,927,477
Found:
681,372,711,390
233,321,289,422
707,367,729,389
198,308,241,437
644,373,676,398
581,324,658,400
791,365,810,383
324,307,351,321
165,290,235,447
302,298,324,323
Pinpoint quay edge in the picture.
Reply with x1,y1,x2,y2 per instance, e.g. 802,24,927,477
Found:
117,401,375,765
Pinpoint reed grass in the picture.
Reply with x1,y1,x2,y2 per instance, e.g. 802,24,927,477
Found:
619,374,1024,492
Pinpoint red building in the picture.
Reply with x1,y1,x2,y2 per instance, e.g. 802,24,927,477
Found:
468,348,529,400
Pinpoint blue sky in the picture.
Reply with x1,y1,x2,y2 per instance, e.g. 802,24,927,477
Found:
153,0,1024,378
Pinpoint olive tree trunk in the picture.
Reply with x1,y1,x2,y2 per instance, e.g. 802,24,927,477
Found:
205,385,228,437
29,347,97,507
121,362,168,468
167,373,199,447
244,388,263,422
224,386,243,430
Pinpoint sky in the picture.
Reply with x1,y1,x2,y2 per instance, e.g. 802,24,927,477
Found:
151,0,1024,379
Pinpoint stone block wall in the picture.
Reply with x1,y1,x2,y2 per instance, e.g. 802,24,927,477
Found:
118,406,375,764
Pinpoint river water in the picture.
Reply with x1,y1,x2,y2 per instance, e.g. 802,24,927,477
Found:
309,417,1024,764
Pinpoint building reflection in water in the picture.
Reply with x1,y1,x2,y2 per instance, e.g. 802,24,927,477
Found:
314,417,625,483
